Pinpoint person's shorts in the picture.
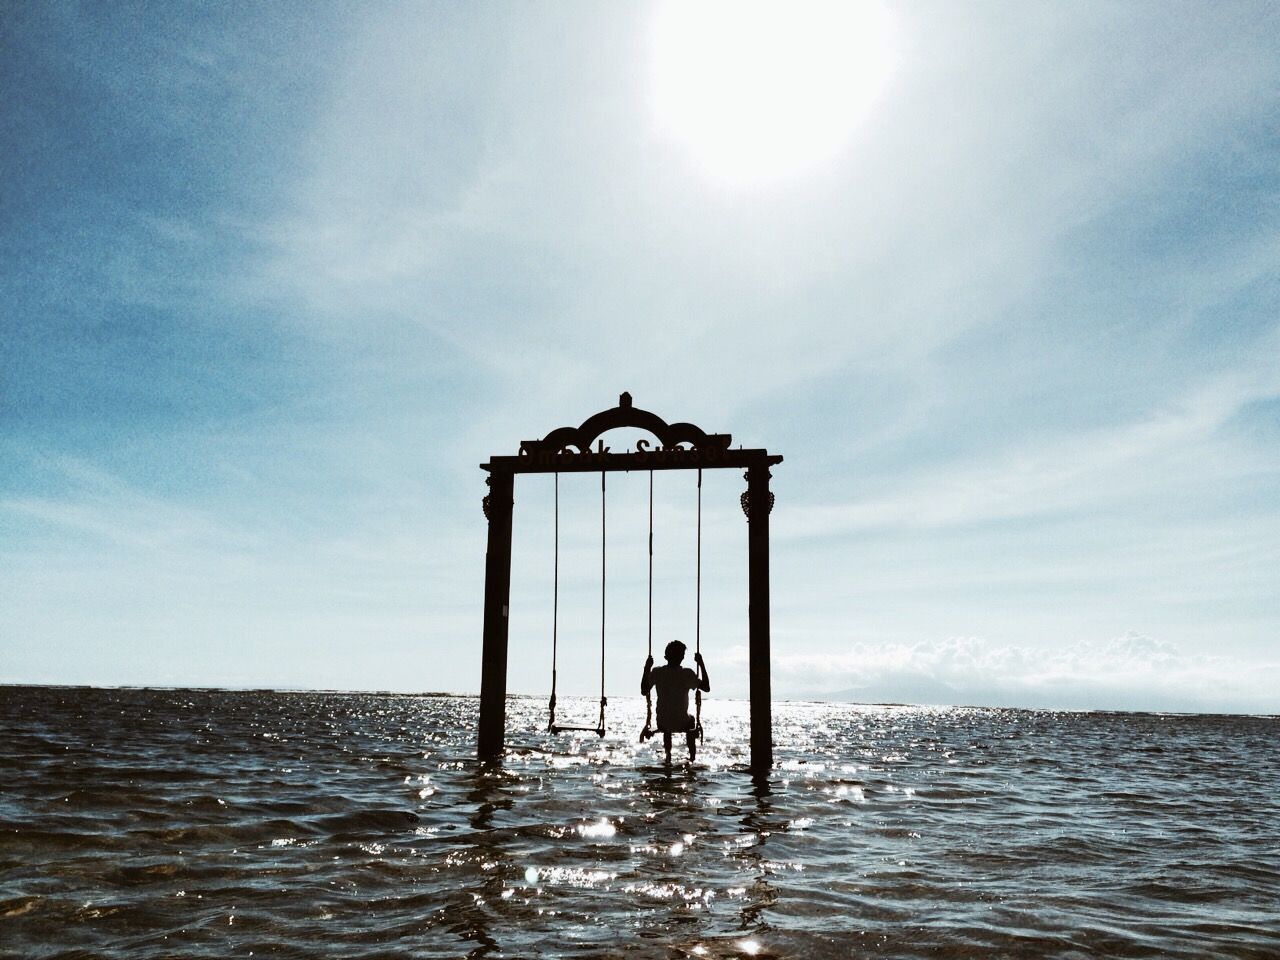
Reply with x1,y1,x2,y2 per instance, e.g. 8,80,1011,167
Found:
658,713,696,734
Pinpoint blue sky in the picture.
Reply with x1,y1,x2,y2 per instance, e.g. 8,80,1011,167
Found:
2,1,1277,713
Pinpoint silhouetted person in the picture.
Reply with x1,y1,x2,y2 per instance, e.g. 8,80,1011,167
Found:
641,640,710,763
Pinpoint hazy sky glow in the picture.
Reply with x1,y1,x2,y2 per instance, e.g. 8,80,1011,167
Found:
2,1,1278,713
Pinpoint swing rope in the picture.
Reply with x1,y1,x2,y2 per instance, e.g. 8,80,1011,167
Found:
548,470,608,738
694,467,703,743
597,469,607,735
639,470,656,742
547,473,559,732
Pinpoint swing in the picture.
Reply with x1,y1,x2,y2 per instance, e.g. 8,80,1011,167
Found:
546,471,607,737
639,468,705,745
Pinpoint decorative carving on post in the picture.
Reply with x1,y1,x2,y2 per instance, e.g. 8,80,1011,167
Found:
740,471,775,518
482,475,514,520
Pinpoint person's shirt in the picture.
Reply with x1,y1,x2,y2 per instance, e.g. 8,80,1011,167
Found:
649,663,700,729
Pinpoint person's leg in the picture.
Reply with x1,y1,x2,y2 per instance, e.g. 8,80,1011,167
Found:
686,728,697,762
662,732,672,763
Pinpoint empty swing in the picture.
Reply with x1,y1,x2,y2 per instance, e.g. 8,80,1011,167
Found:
546,471,607,738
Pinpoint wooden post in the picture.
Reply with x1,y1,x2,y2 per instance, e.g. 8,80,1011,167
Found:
746,464,773,775
478,470,514,761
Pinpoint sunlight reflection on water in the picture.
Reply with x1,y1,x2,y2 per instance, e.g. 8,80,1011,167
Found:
1,688,1278,958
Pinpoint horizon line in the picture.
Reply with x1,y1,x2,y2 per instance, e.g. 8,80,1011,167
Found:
2,681,1274,720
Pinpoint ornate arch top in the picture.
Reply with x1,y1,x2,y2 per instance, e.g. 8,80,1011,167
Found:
520,392,732,455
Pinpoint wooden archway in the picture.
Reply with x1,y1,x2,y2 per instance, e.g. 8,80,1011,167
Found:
477,392,781,774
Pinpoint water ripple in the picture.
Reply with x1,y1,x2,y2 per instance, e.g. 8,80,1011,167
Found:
1,688,1277,958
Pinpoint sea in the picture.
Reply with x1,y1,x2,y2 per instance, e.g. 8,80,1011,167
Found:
2,686,1277,959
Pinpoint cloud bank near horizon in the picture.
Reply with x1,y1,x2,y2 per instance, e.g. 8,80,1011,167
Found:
722,633,1279,714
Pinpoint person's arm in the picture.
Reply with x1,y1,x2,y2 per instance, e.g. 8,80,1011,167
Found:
641,655,654,695
694,652,710,692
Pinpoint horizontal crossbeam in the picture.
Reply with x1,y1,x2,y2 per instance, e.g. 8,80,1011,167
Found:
482,449,782,475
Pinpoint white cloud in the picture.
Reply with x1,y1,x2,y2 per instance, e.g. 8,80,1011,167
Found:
246,1,1280,430
721,632,1280,714
0,454,486,690
781,349,1280,538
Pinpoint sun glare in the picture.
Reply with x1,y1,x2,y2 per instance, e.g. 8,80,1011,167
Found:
650,0,897,185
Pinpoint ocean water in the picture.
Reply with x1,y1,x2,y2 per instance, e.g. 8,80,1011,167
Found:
1,687,1277,959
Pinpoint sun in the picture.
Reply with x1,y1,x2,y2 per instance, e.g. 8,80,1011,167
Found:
650,0,897,186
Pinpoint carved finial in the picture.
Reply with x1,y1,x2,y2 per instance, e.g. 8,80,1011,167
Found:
520,394,732,454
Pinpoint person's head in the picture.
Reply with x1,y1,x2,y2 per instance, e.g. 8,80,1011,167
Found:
664,640,686,665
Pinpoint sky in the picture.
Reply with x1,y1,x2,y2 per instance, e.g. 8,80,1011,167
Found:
2,1,1278,714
